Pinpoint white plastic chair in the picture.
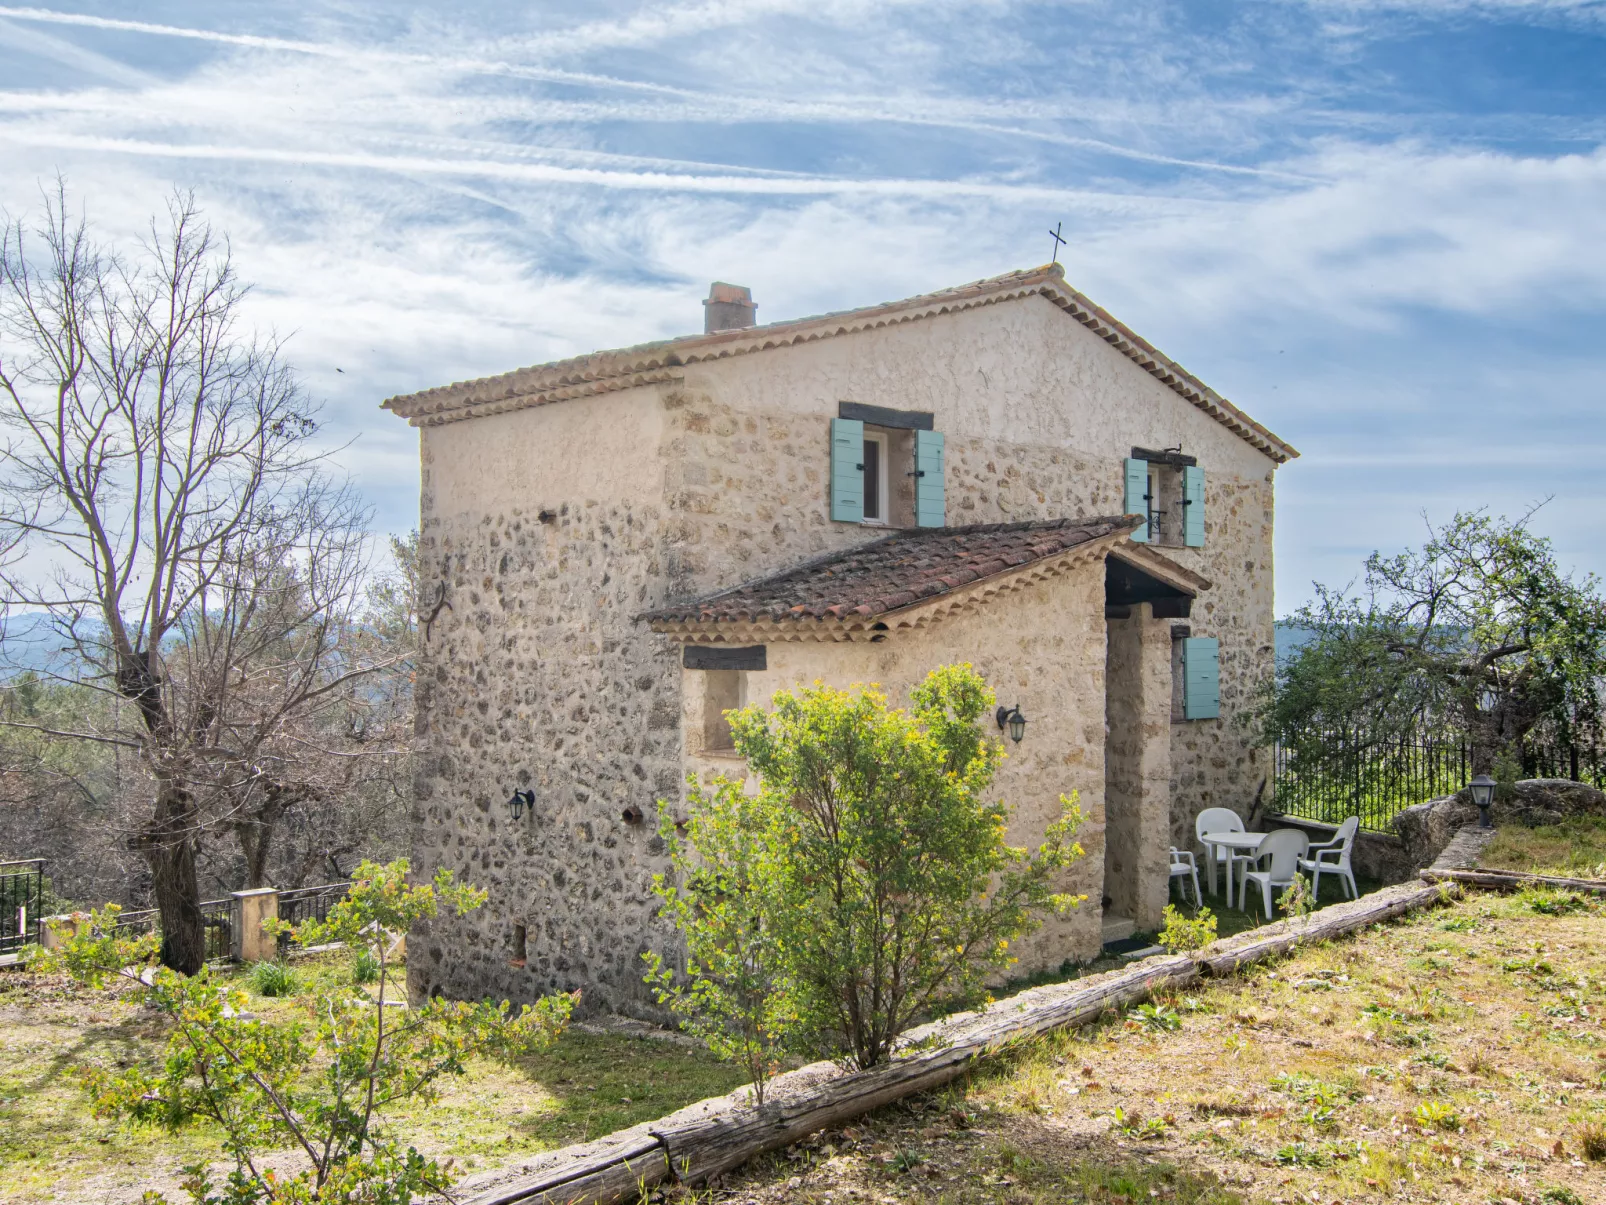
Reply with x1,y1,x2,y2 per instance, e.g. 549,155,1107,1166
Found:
1194,807,1252,902
1169,848,1202,907
1300,816,1359,901
1239,828,1311,921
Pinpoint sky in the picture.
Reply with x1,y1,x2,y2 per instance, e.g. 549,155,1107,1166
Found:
0,1,1601,616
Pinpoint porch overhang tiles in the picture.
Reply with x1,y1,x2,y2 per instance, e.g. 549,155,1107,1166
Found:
646,518,1139,645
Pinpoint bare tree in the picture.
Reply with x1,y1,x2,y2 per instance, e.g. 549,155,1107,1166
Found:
0,185,385,973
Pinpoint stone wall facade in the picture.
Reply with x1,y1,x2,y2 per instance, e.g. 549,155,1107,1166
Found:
400,285,1286,1014
684,557,1110,972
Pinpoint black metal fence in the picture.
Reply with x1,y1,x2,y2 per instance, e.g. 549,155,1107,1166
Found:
277,882,349,955
114,898,234,963
1,859,45,954
1272,729,1470,831
1274,722,1606,832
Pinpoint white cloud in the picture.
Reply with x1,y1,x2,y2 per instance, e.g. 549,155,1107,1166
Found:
0,0,1600,606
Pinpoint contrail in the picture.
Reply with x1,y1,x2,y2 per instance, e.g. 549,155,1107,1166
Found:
0,5,1313,183
0,129,1212,212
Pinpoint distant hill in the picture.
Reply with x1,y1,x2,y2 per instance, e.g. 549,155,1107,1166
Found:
1275,621,1317,667
0,612,91,680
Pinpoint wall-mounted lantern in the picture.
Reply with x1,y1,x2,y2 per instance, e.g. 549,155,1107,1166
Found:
995,704,1027,745
1468,774,1497,829
506,788,535,822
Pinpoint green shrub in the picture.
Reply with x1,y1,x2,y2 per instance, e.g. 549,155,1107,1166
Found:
647,665,1085,1077
1128,1002,1182,1032
1278,872,1316,925
246,960,298,997
1519,886,1590,916
57,859,572,1205
27,905,158,988
351,948,381,985
1412,1100,1459,1131
1158,904,1217,953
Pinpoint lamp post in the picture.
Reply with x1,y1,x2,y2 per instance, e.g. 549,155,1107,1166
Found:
995,704,1027,744
1468,774,1496,829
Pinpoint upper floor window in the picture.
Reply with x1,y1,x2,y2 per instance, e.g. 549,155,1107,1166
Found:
1125,448,1204,548
831,403,945,528
862,430,889,523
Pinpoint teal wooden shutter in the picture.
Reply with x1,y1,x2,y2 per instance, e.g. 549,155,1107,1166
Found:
830,418,864,522
1182,465,1205,548
1123,457,1149,543
914,429,945,527
1183,637,1220,720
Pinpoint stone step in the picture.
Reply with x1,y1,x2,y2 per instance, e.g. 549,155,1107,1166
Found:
1100,913,1136,943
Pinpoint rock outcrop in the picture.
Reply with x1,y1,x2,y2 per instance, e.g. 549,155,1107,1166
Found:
1394,778,1606,869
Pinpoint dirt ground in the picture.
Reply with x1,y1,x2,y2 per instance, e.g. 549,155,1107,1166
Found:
691,887,1606,1205
4,886,1602,1205
0,952,743,1205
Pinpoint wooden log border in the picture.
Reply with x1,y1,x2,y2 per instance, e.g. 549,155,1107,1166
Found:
462,880,1462,1205
1420,866,1606,896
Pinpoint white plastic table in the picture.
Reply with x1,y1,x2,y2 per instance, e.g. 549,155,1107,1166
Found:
1201,830,1267,907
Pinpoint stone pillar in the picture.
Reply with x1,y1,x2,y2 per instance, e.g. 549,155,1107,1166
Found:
1104,604,1176,930
231,888,279,963
39,913,86,950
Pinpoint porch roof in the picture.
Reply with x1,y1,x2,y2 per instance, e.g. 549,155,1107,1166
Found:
643,516,1141,643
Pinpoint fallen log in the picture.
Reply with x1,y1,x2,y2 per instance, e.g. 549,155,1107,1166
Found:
1420,867,1606,895
649,953,1197,1189
464,954,1196,1205
463,879,1464,1205
1197,881,1453,978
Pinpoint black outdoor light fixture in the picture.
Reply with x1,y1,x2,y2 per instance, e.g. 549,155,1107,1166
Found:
506,788,535,822
1468,774,1497,829
995,704,1028,744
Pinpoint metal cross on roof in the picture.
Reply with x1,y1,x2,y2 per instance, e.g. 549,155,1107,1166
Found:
1048,221,1067,266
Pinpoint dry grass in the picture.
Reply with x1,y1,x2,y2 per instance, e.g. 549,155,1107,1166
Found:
701,889,1606,1205
0,951,743,1205
1482,816,1606,880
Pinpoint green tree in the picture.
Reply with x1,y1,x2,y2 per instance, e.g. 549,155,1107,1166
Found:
1262,511,1606,785
649,665,1084,1076
642,776,794,1104
41,860,571,1204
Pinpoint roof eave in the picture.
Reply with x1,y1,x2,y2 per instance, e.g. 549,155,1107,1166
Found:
648,523,1134,645
381,263,1298,463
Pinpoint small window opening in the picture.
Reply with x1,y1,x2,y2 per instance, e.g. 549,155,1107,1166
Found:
511,922,527,966
1147,464,1185,547
703,669,745,752
1169,624,1190,720
862,432,888,523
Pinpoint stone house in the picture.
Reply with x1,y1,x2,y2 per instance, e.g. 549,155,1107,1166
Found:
381,264,1298,1014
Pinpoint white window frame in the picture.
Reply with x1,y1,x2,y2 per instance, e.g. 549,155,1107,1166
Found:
861,430,891,525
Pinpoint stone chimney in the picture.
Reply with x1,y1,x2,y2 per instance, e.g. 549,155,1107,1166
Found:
703,282,756,333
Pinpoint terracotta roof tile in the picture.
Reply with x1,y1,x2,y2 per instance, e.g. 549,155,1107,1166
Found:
380,264,1297,463
643,517,1137,627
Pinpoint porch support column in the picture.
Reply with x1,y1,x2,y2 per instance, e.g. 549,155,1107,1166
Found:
1105,602,1175,930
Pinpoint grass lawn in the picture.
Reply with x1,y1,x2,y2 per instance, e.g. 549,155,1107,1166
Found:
0,951,744,1205
710,887,1606,1205
1481,815,1606,880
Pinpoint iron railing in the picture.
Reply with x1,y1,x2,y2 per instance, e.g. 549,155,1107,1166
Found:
1274,720,1606,831
114,899,233,963
1,859,45,954
277,882,349,955
1272,729,1470,832
200,897,233,963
